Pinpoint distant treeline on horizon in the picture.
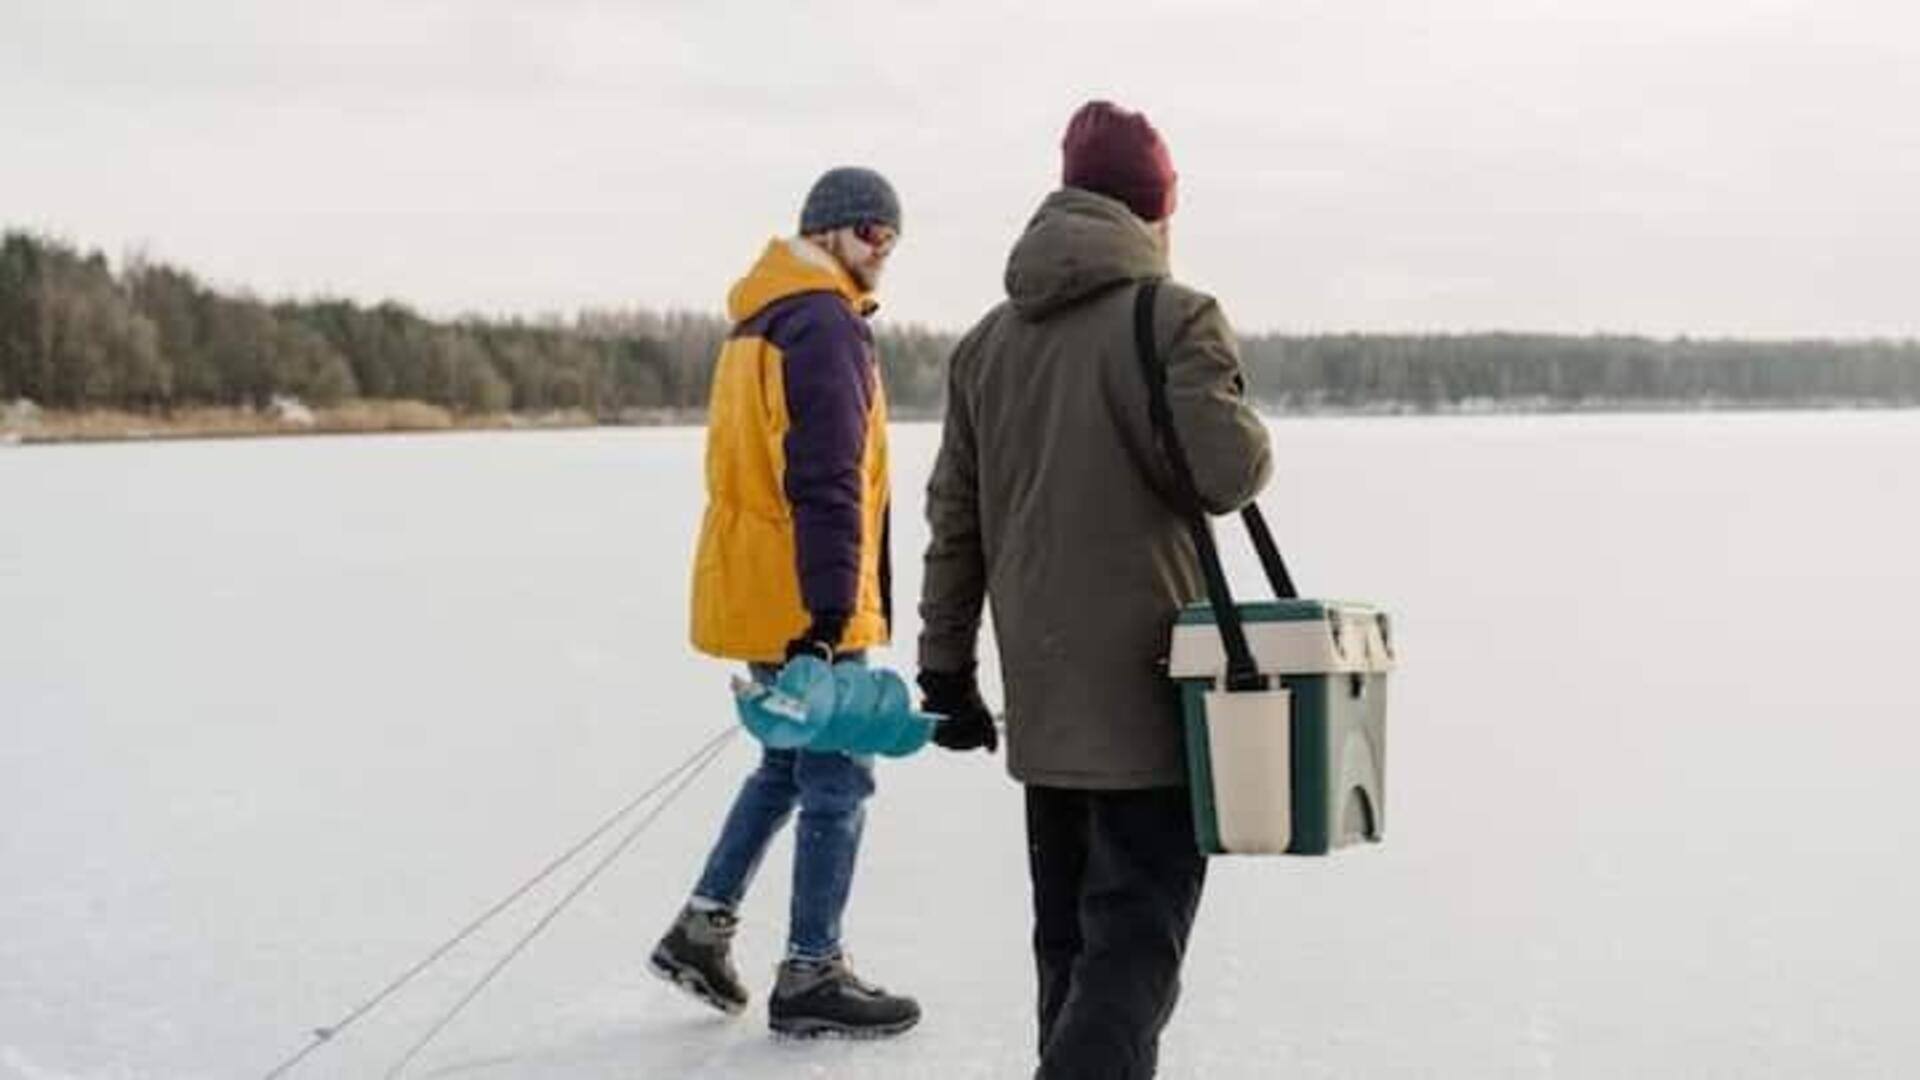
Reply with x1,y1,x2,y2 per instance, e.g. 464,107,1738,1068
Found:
6,229,1920,419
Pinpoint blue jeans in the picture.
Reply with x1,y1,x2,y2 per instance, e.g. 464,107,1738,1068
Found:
692,661,876,960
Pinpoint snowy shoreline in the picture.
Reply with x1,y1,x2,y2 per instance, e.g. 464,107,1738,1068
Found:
7,397,1919,448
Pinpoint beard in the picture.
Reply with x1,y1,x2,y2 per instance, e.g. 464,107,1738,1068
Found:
847,259,884,291
822,230,886,292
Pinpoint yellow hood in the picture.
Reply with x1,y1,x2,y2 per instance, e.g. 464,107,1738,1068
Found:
726,238,876,323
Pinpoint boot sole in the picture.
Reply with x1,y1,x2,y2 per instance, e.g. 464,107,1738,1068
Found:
768,1013,921,1040
648,950,748,1016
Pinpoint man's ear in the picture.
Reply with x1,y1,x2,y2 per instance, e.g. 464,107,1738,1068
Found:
809,229,844,264
796,231,849,275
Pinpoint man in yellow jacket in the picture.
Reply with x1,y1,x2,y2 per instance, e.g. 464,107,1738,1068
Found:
650,167,919,1039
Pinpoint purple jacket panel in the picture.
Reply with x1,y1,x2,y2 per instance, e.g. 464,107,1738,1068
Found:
742,291,873,629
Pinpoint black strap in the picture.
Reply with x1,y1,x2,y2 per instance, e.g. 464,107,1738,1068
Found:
1132,279,1295,692
1242,499,1298,600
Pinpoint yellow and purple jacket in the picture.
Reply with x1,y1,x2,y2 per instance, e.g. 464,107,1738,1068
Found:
690,238,892,663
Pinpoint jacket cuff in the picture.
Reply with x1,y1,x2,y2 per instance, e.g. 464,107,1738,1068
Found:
917,636,978,675
804,610,850,650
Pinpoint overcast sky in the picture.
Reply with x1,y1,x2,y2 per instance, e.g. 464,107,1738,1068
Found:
5,0,1917,337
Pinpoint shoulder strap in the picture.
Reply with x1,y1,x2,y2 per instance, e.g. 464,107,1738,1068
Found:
1131,281,1298,599
1132,280,1288,693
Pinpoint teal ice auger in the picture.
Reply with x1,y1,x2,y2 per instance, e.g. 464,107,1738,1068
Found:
730,656,938,757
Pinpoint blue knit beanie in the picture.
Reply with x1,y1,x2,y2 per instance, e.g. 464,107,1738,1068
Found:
799,167,902,235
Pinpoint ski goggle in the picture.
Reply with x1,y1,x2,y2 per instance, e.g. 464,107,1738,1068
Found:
853,222,899,253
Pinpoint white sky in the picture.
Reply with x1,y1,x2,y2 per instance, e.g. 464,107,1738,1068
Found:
5,0,1918,336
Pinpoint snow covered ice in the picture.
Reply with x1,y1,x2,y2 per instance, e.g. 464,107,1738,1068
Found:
3,413,1919,1078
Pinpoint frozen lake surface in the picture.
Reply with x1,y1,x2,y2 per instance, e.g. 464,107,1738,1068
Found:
3,412,1918,1079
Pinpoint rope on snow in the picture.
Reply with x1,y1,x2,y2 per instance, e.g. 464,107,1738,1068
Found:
261,723,742,1079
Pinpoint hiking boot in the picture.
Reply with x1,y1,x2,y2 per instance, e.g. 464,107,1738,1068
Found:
768,954,921,1038
648,904,748,1015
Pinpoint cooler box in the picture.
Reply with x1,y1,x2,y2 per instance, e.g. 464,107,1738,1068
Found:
1168,600,1395,856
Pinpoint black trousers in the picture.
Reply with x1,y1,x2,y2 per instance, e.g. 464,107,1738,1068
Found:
1026,784,1208,1080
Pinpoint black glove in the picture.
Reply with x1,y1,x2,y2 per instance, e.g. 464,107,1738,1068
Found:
785,611,849,664
918,666,998,753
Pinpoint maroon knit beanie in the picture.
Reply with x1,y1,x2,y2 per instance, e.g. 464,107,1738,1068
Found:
1060,100,1178,222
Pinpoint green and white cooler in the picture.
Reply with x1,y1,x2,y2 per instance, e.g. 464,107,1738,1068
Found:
1128,274,1397,858
1168,600,1395,855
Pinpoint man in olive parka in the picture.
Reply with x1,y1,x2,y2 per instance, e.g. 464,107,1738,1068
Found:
917,102,1272,1078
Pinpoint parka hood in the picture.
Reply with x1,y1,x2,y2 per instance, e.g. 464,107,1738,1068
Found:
1003,188,1168,320
727,237,875,323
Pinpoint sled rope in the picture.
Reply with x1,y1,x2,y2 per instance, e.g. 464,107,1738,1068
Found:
262,723,742,1079
382,727,738,1077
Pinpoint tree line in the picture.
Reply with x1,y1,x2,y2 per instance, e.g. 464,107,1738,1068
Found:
1239,333,1920,411
5,230,1918,418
